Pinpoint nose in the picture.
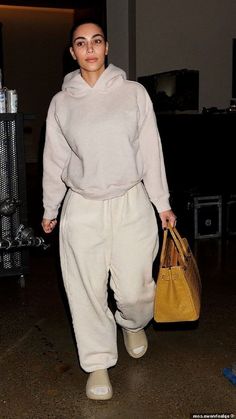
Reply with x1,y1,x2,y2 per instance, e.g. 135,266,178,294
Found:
86,40,94,53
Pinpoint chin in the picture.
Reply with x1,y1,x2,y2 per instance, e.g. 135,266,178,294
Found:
84,62,105,73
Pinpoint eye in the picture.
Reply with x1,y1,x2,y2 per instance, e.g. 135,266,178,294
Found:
75,40,85,48
94,38,103,45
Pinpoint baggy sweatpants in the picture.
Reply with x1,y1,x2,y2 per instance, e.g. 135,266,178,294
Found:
59,182,158,372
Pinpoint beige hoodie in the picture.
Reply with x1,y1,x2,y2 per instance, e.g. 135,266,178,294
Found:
43,64,170,220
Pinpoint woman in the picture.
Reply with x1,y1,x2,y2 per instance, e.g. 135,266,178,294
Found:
42,19,176,400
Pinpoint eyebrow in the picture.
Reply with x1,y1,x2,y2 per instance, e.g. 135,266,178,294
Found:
73,33,105,43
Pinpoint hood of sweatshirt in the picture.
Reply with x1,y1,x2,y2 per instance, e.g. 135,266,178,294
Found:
61,64,126,97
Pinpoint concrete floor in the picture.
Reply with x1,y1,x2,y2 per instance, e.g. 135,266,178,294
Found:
0,179,236,418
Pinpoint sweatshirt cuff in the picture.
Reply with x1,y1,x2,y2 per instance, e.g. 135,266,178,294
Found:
43,208,58,220
151,197,171,213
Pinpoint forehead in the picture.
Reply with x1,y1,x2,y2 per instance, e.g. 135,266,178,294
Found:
73,23,104,39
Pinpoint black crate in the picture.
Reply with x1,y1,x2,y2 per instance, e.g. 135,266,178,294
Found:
194,195,222,239
226,194,236,236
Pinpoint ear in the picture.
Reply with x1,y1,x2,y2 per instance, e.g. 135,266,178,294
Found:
70,46,77,61
105,41,109,56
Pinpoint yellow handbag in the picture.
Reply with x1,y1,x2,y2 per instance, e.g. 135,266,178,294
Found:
154,225,202,323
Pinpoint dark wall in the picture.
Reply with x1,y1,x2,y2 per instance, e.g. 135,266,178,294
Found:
156,112,236,238
156,112,236,195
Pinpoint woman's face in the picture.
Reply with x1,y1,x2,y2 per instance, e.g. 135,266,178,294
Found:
70,23,108,78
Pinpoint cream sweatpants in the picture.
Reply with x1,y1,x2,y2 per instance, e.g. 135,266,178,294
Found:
59,182,158,372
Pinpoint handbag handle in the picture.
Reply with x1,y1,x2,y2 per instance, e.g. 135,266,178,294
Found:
160,225,186,267
171,226,188,254
165,224,187,265
160,228,168,266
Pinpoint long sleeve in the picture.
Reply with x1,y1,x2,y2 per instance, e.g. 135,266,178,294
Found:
42,98,71,220
138,90,171,213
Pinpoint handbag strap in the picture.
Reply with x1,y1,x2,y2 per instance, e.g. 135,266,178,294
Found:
166,225,187,265
171,226,188,254
160,228,168,266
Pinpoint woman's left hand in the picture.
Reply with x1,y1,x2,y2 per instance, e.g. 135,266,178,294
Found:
159,210,177,229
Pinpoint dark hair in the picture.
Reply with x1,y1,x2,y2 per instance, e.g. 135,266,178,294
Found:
69,18,107,46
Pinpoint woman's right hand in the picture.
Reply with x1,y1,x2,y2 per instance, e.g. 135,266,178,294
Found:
41,218,57,234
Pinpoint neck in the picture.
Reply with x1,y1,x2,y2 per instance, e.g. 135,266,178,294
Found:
81,66,105,87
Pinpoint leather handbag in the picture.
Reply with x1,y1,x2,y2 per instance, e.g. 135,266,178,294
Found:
154,225,202,323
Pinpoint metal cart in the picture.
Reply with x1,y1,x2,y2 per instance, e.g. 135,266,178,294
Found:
0,113,47,287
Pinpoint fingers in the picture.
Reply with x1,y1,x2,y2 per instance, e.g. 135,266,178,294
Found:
167,214,177,228
162,219,169,229
41,218,57,234
159,210,177,229
162,219,176,229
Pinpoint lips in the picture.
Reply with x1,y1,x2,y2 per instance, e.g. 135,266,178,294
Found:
85,58,97,63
